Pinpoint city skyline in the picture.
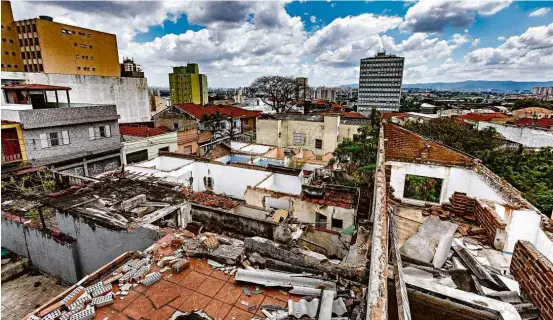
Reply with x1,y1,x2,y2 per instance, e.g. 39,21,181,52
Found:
8,1,553,88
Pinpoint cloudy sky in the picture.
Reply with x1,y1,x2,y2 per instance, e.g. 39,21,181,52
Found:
11,0,553,87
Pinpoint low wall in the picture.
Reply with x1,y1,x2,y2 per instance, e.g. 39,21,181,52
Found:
511,241,553,320
1,216,79,284
477,122,553,149
56,211,162,277
191,204,277,240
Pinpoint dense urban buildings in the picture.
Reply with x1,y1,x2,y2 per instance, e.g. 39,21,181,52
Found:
169,63,208,105
358,52,404,113
314,86,339,102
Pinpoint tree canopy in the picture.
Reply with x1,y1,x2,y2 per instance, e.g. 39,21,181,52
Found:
249,76,298,113
512,98,552,110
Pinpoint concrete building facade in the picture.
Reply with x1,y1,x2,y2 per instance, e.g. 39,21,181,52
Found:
314,87,338,102
358,52,404,113
256,114,370,156
13,15,119,76
169,64,208,105
1,71,150,123
1,1,24,72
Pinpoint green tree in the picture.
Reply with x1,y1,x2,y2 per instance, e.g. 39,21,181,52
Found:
512,98,552,110
400,96,421,112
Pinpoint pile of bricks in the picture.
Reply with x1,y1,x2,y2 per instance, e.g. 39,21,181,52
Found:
473,200,507,247
181,188,238,209
510,241,553,320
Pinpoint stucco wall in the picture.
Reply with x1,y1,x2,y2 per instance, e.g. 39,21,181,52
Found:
56,211,162,276
338,124,361,142
477,122,553,148
256,119,280,146
1,217,79,283
388,161,507,205
1,72,150,123
122,132,178,165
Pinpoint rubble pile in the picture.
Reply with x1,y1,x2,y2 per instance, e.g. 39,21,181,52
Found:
181,188,238,210
31,225,368,320
400,217,541,319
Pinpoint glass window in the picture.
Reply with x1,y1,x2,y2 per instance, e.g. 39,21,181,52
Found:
49,132,60,147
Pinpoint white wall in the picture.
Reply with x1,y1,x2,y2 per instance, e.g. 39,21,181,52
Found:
388,161,507,205
122,133,178,165
477,122,553,149
1,72,150,123
257,173,303,195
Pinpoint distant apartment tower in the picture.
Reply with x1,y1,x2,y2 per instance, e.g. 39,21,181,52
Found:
296,77,308,100
169,64,208,105
6,10,119,76
315,87,338,102
1,1,24,72
358,52,404,113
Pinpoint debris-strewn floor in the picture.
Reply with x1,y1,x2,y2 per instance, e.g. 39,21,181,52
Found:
1,272,68,320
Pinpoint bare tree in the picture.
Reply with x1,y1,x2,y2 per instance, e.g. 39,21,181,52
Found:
250,76,297,113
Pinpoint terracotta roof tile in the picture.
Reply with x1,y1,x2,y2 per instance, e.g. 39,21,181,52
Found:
120,125,172,137
175,103,262,120
459,113,510,122
515,117,553,129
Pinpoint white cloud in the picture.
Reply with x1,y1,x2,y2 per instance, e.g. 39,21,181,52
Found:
471,38,480,47
529,7,550,17
497,36,507,41
310,15,317,23
400,0,512,32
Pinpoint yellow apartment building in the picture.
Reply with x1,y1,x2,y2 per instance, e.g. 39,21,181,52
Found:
1,1,24,72
13,15,120,76
169,64,208,105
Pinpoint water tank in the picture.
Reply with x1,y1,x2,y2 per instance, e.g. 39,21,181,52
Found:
39,15,53,21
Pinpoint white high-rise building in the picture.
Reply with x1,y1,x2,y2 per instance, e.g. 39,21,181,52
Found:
314,87,339,102
358,52,404,114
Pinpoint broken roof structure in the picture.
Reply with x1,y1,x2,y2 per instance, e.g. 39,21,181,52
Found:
365,122,553,320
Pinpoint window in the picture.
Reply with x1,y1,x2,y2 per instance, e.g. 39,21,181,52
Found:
183,145,192,155
89,125,111,140
1,38,6,42
74,43,77,46
315,139,323,149
77,66,81,70
75,55,80,59
39,131,69,148
316,212,327,227
403,174,444,203
293,132,306,145
331,218,343,231
91,67,95,71
6,26,10,31
89,45,92,49
14,65,18,68
9,39,13,43
159,146,169,153
4,51,8,55
36,51,41,58
173,122,179,130
49,132,60,147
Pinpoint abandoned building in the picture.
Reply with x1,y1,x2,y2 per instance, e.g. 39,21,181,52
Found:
1,121,552,320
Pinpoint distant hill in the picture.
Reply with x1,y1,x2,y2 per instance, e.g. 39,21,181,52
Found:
341,80,553,91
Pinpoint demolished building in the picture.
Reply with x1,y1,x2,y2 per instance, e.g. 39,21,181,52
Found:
6,122,553,320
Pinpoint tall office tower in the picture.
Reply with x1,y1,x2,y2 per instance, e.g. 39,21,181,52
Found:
169,63,209,105
11,15,119,76
1,1,24,72
358,52,404,113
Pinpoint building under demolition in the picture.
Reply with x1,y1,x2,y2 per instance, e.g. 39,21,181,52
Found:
1,122,552,320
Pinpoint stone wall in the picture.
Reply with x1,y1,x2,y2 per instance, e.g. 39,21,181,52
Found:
1,216,79,284
511,240,553,320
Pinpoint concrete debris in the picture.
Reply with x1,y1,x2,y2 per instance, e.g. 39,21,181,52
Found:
437,277,457,289
486,291,522,304
69,305,95,320
90,293,115,308
497,275,520,295
400,216,457,264
289,287,337,298
172,259,189,274
452,239,498,287
142,272,162,286
235,269,337,290
402,267,433,280
207,259,224,268
201,234,220,251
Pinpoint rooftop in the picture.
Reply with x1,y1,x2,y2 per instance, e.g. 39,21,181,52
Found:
120,125,172,138
175,104,262,120
459,112,510,122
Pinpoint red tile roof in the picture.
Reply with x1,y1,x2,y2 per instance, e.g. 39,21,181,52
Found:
2,84,71,91
381,112,408,120
515,117,553,129
175,104,261,120
120,125,172,137
342,112,365,118
459,113,510,122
